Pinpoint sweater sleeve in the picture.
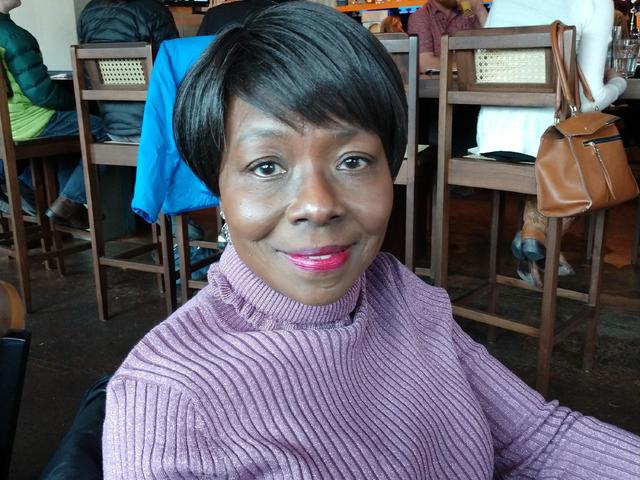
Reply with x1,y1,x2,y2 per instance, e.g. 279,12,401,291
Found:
102,377,216,479
451,321,640,479
4,27,74,111
578,0,626,112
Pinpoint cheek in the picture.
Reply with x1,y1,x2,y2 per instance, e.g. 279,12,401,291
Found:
353,177,394,237
220,186,282,242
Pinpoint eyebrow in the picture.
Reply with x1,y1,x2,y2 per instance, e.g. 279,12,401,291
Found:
236,124,361,143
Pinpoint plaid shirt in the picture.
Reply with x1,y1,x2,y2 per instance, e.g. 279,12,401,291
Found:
408,1,481,56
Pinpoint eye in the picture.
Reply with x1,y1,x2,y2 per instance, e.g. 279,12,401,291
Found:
250,160,287,178
337,155,370,171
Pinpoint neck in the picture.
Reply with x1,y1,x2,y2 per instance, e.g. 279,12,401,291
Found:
432,0,455,16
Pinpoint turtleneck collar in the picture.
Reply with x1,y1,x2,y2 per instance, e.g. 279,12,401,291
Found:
208,244,365,331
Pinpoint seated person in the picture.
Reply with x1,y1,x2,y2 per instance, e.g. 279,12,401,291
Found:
196,0,276,36
408,0,486,72
77,0,179,143
380,14,405,34
102,2,640,478
0,0,107,229
476,0,627,287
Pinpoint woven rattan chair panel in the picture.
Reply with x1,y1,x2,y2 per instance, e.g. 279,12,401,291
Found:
475,48,546,84
98,58,145,85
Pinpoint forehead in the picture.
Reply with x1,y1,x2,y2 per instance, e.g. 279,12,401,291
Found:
225,97,365,142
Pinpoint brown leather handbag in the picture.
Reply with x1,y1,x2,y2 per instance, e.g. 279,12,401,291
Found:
535,21,639,217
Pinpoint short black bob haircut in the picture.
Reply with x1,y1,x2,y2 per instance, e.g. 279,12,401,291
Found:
174,1,408,197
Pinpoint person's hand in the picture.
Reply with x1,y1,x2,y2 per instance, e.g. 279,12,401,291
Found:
604,68,620,84
467,0,488,25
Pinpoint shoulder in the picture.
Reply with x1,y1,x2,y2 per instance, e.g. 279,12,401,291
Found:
0,18,36,52
111,285,230,398
132,0,174,18
410,4,430,21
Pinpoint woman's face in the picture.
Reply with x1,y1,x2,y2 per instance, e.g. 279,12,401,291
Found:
218,98,394,305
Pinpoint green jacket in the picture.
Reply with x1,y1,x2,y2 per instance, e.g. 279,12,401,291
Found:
0,13,74,140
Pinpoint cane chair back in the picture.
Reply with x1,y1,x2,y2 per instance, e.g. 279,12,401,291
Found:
0,57,88,312
71,43,176,320
433,25,607,397
376,34,433,273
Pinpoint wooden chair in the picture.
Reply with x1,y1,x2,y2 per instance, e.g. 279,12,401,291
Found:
630,162,640,265
432,25,607,397
0,61,90,312
70,43,176,321
378,34,433,274
174,209,222,302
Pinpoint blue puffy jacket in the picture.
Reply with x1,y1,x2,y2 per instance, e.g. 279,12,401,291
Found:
131,36,219,223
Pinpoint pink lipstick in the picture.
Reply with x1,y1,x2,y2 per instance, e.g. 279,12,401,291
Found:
286,246,351,272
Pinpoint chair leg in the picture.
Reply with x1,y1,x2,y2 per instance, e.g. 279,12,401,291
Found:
151,221,163,293
4,163,32,312
632,197,640,266
405,179,415,272
43,160,66,275
584,214,595,262
487,191,501,344
30,160,54,271
536,216,562,398
433,180,450,288
176,213,191,304
583,210,606,372
84,164,109,321
158,213,177,315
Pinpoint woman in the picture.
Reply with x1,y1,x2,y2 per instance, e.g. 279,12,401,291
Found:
102,3,640,478
475,0,627,287
380,14,404,34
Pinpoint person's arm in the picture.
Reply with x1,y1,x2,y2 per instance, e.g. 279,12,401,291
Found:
452,321,640,479
4,28,74,110
578,0,626,111
419,52,441,71
408,9,441,72
103,377,213,478
469,0,488,26
149,5,180,56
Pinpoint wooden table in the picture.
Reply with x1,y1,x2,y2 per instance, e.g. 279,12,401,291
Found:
419,75,640,99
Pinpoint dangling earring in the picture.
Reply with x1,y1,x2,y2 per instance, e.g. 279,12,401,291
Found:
218,209,231,248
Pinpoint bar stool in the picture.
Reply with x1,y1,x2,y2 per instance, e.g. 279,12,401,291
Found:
433,25,607,397
71,43,176,320
377,34,434,275
0,62,90,312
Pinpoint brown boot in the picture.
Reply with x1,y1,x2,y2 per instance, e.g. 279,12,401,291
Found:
46,197,89,230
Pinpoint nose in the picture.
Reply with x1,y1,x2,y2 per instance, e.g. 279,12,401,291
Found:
286,167,345,226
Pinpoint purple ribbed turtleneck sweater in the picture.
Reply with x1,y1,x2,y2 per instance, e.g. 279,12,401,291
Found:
103,246,640,479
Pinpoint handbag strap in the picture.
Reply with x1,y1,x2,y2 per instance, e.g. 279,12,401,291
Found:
550,20,596,119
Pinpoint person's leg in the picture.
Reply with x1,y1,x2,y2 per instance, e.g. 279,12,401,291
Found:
39,111,107,228
40,110,108,141
515,196,576,286
0,156,37,216
105,134,140,144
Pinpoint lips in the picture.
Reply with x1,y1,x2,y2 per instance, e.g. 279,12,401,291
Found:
286,245,351,272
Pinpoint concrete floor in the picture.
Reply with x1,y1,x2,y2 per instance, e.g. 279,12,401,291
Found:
2,193,639,479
